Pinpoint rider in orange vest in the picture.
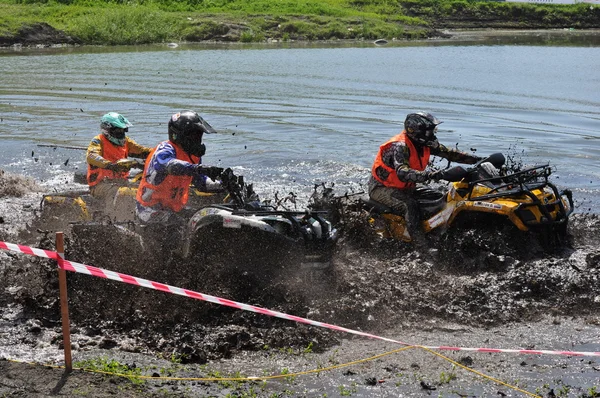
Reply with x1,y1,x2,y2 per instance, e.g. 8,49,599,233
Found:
86,112,151,202
136,110,223,226
369,112,482,244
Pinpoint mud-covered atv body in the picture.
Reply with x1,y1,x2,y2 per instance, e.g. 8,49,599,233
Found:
181,169,339,274
362,153,573,248
44,165,338,281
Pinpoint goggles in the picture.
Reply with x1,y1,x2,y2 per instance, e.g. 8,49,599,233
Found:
109,127,128,138
423,126,438,140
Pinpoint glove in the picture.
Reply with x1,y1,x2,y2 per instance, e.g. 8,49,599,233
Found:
207,166,224,180
195,165,224,180
428,169,447,182
106,162,131,173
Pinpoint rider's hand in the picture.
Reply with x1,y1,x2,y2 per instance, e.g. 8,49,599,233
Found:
428,169,447,182
194,165,224,180
106,162,131,173
205,166,224,180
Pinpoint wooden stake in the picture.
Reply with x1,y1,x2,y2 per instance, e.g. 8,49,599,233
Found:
56,232,72,372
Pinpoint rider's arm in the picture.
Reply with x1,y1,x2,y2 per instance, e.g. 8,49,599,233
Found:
160,149,198,177
126,137,152,159
391,143,431,184
86,136,112,169
143,143,198,186
432,143,481,164
152,145,208,189
158,148,208,189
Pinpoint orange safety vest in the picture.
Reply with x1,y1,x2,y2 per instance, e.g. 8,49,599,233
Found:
136,141,198,212
87,134,129,186
371,131,430,189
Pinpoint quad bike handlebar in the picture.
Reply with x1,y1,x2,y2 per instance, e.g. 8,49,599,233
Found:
479,152,506,169
434,153,507,183
217,168,331,220
218,167,261,210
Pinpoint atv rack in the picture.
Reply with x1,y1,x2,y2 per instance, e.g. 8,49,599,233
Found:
467,164,573,226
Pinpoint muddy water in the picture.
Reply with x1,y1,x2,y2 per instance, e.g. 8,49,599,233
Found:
1,175,599,396
0,35,599,212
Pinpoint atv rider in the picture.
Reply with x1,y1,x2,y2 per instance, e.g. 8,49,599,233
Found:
86,112,152,202
135,110,224,227
369,112,482,243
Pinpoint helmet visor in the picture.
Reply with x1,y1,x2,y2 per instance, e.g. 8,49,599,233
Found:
197,116,216,134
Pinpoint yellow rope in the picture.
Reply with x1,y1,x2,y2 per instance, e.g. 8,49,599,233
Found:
417,346,542,398
6,347,415,382
4,345,543,397
74,345,417,381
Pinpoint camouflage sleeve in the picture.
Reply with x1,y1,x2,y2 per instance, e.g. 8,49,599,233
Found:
126,138,152,159
431,143,481,164
392,143,431,184
86,136,111,169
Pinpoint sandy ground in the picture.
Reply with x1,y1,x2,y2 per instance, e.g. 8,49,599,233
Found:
1,170,600,397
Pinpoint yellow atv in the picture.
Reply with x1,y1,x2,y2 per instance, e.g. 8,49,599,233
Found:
39,158,225,226
362,153,573,249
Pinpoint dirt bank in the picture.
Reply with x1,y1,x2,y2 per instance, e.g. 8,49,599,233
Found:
0,23,81,48
3,19,599,49
1,169,599,396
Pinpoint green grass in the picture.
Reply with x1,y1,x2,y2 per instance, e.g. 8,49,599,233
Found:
73,357,144,385
69,6,181,45
400,0,600,28
1,0,598,45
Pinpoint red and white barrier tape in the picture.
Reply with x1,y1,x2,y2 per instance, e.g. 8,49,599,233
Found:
2,240,599,358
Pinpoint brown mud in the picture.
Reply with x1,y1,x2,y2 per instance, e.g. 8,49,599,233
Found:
0,23,81,48
1,170,600,397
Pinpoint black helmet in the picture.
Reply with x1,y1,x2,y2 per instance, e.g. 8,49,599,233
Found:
404,112,442,147
168,110,216,157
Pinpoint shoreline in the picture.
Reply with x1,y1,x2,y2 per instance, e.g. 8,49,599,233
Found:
2,28,600,52
442,27,600,39
2,0,598,49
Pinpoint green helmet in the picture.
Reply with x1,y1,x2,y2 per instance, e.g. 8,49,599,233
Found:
101,112,132,130
100,112,132,146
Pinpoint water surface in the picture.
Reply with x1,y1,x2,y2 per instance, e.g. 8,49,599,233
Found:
1,34,598,211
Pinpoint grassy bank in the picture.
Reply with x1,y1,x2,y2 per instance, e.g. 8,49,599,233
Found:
0,0,599,45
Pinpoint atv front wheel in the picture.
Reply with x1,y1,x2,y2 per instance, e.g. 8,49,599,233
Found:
535,220,571,253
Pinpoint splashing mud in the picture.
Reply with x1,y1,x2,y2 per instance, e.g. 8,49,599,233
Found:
0,170,41,199
1,171,599,396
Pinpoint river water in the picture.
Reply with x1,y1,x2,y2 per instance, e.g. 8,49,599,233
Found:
1,33,599,212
